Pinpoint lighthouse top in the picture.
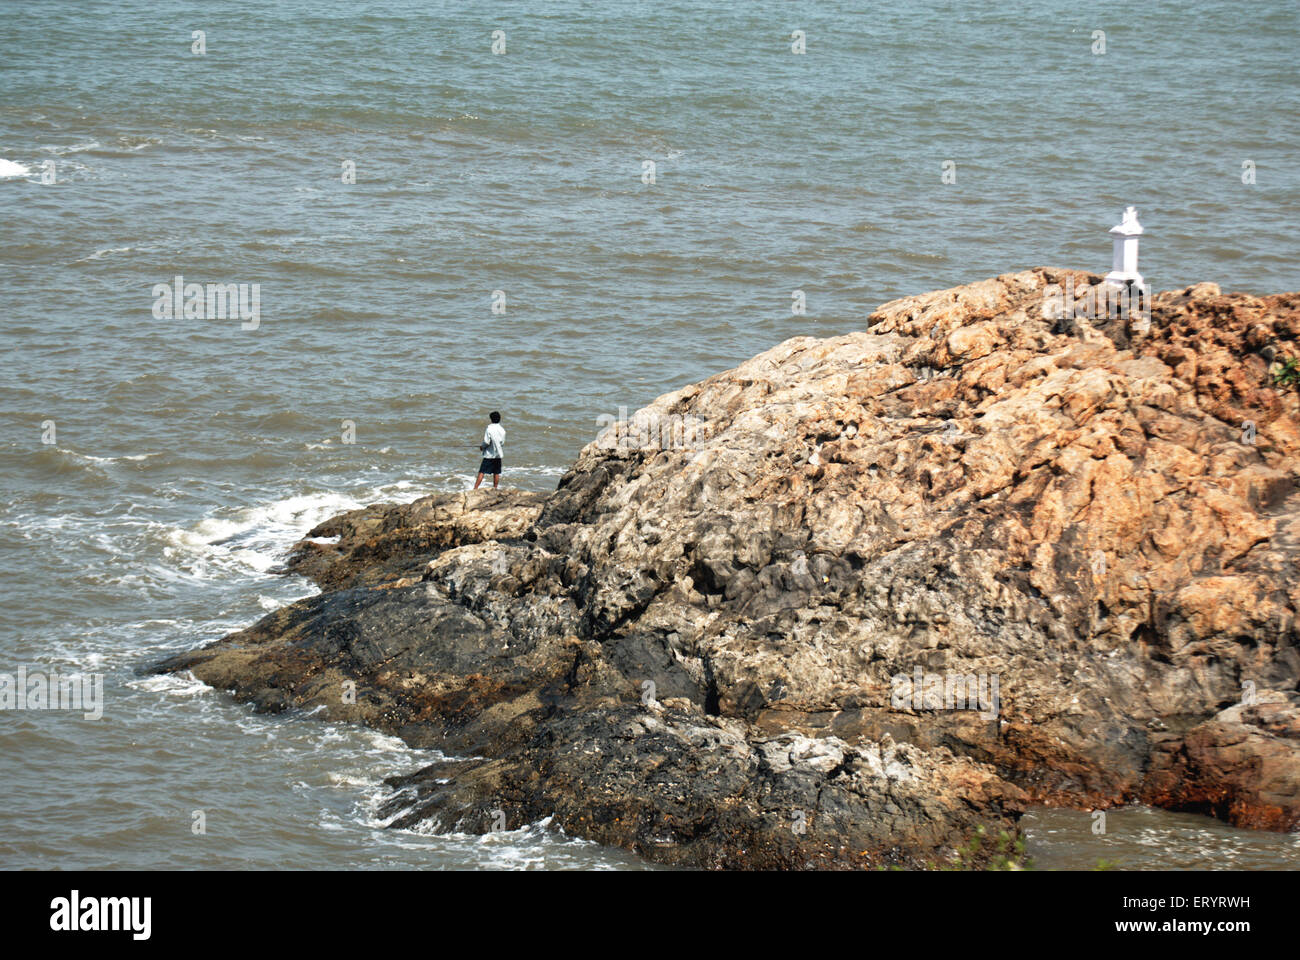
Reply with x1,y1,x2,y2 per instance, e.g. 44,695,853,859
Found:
1110,205,1143,237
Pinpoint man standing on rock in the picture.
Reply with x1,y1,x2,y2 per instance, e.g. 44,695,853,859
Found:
474,411,505,490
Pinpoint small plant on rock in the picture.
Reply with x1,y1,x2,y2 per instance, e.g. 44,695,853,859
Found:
939,825,1031,871
1271,355,1300,389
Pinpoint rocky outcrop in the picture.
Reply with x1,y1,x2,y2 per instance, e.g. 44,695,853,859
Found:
284,490,547,590
154,268,1300,867
1145,695,1300,831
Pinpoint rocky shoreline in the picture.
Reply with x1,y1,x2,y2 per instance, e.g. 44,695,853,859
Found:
153,268,1300,868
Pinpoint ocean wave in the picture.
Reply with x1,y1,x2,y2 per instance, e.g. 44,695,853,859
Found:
0,159,31,178
27,445,112,480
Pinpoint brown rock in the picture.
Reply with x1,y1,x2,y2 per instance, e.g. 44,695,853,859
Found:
155,268,1300,868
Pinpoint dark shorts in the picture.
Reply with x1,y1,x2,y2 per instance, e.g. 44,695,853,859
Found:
479,457,502,475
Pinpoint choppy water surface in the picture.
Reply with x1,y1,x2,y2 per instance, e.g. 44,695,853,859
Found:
1,1,1297,869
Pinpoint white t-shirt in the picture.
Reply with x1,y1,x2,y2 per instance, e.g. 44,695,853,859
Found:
482,423,505,459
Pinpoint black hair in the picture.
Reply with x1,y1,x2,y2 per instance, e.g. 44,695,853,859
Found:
489,411,501,423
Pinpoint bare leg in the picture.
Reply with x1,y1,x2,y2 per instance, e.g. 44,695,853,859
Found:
474,472,484,489
493,472,500,489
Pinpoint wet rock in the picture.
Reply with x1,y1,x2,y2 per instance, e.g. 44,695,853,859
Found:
1144,693,1300,830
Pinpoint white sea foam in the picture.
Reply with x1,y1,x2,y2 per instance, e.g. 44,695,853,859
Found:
163,480,557,578
149,482,456,587
76,245,134,262
41,141,100,155
126,671,212,698
228,548,276,573
0,158,31,177
164,491,362,559
60,447,160,464
327,773,373,789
